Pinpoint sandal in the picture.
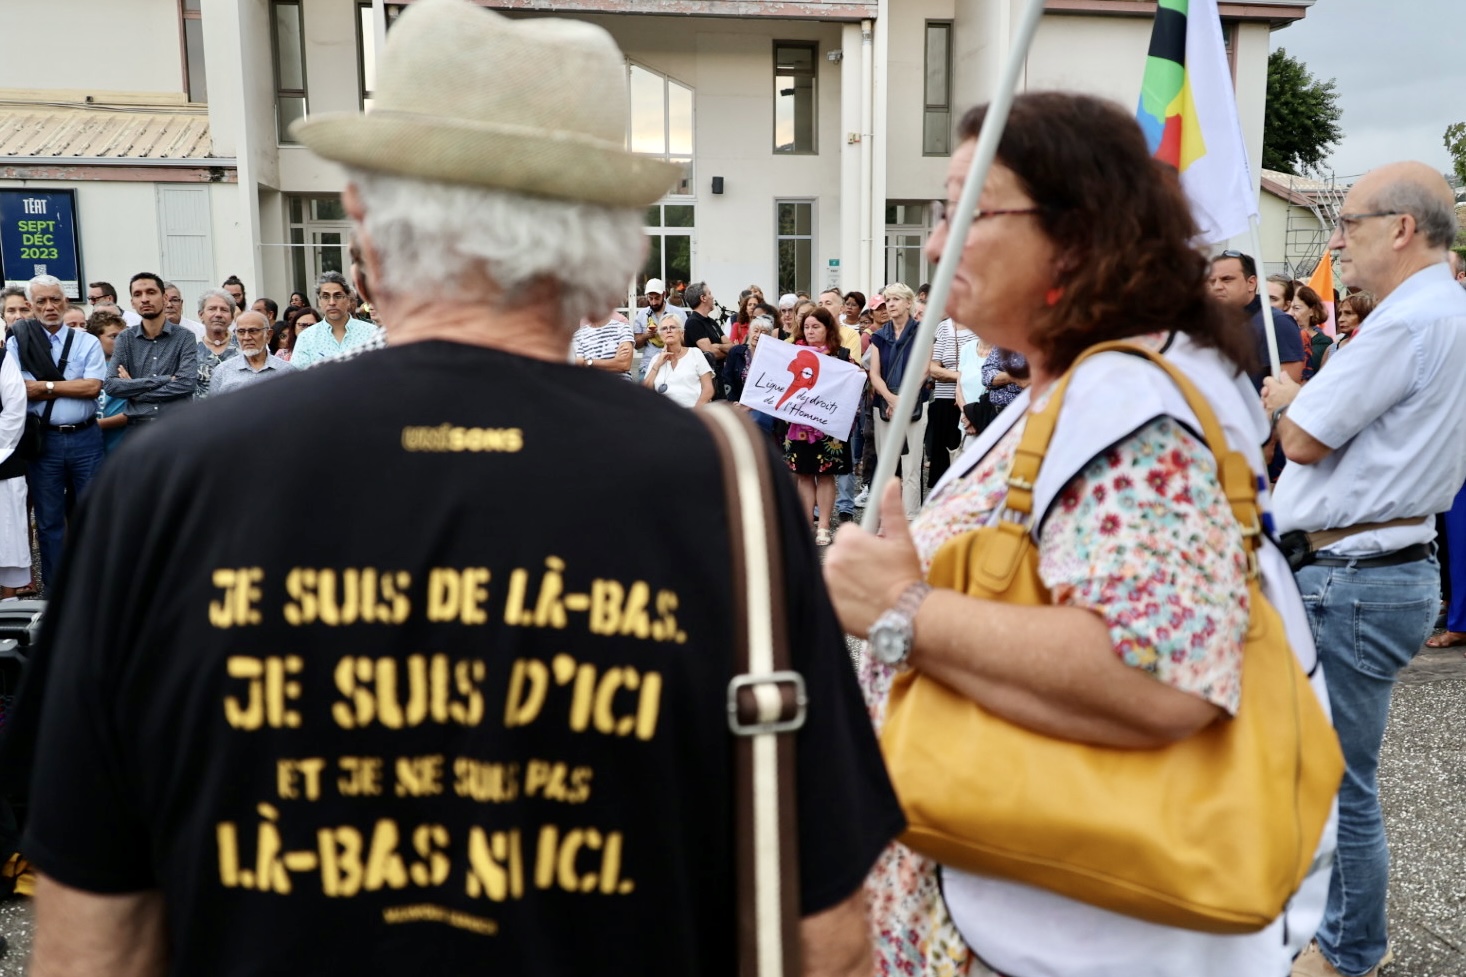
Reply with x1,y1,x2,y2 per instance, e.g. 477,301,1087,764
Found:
815,528,833,546
1424,630,1466,649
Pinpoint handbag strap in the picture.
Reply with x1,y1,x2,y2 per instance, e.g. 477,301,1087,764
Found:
1005,341,1264,576
698,403,805,977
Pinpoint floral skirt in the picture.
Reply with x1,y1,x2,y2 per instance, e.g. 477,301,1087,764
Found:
859,649,984,977
783,435,852,476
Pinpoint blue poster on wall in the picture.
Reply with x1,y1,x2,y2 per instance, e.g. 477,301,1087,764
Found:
0,190,83,300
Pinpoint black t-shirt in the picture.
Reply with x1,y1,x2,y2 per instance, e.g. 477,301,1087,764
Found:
22,341,902,976
682,311,726,396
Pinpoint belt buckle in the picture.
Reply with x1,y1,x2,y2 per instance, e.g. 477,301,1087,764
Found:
726,671,807,736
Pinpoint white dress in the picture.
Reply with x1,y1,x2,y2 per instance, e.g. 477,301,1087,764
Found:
0,349,30,588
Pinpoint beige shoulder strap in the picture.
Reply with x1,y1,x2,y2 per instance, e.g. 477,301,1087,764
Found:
699,404,804,977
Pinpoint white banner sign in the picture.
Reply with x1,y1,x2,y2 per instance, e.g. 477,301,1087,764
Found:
738,339,865,441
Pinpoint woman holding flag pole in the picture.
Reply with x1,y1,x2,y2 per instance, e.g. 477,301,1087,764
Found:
821,0,1340,972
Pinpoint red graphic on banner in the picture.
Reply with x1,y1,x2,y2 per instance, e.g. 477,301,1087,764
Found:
776,349,821,409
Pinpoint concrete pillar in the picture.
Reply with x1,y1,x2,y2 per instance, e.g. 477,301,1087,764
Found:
839,22,864,294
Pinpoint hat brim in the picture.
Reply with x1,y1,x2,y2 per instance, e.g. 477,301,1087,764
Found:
294,113,682,209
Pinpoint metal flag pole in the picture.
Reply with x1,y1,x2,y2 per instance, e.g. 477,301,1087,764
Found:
859,0,1049,533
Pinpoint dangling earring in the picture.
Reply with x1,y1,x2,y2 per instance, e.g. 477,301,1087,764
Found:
1045,286,1064,307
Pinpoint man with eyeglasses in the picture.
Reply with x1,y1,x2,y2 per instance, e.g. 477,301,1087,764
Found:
221,275,248,318
207,311,296,396
163,282,206,340
6,275,106,593
291,272,378,368
1207,249,1304,391
1259,162,1466,977
88,281,142,328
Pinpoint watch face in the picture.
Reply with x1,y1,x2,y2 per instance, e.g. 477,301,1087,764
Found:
869,618,908,664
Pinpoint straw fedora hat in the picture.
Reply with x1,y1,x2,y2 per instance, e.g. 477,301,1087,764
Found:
292,0,681,208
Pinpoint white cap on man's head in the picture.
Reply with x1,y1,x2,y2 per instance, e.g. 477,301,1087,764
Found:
778,293,798,309
644,278,666,296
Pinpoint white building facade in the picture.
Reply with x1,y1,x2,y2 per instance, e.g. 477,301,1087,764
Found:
0,0,1314,312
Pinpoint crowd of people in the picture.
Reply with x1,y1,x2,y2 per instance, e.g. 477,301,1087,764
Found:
2,3,1465,977
0,271,381,597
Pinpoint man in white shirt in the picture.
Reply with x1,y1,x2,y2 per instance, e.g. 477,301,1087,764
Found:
1264,162,1466,977
570,315,634,380
164,282,206,339
88,281,141,328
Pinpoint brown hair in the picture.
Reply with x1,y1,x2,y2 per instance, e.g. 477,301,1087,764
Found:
1292,285,1326,329
1266,274,1296,305
956,93,1255,377
85,308,127,337
1338,291,1375,323
799,306,842,355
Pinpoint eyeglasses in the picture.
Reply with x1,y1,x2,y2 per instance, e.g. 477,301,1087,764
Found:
1334,211,1407,237
931,201,1043,227
235,327,267,337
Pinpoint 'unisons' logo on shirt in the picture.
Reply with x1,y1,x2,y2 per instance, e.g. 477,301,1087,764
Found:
401,425,524,453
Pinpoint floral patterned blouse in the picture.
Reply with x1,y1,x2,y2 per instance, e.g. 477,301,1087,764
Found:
858,394,1250,976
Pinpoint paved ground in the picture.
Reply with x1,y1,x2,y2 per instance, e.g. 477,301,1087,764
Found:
0,634,1458,975
1376,631,1466,977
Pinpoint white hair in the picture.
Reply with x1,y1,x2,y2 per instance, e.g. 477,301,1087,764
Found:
25,275,63,301
197,288,237,315
346,168,647,331
882,282,916,305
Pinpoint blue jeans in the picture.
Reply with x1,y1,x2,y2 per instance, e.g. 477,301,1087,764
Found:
836,412,866,514
26,422,104,593
1295,554,1439,976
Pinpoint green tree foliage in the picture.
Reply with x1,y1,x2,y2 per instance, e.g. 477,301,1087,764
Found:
1262,49,1343,176
1444,122,1466,187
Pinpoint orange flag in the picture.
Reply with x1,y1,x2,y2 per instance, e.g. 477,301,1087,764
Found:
1307,256,1336,337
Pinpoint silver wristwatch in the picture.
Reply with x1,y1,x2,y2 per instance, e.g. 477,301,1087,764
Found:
868,581,933,668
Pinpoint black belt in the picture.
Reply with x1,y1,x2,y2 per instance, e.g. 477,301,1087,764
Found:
1311,542,1432,569
49,417,97,434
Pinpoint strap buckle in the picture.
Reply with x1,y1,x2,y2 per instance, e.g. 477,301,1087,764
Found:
727,671,807,736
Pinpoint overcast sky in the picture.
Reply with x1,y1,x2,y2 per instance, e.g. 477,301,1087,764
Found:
1270,0,1464,181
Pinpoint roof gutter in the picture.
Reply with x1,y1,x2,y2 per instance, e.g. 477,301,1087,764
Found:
1,156,236,168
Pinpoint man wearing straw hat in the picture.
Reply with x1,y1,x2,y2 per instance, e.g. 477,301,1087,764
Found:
18,1,900,973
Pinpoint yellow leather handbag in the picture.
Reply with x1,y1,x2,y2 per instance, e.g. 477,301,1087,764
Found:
880,342,1343,934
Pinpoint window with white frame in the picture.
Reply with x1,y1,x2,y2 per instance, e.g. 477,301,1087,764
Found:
776,200,815,296
884,201,934,288
774,42,818,154
273,1,308,142
923,22,953,156
180,0,206,103
628,64,695,294
286,195,351,297
357,3,407,109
